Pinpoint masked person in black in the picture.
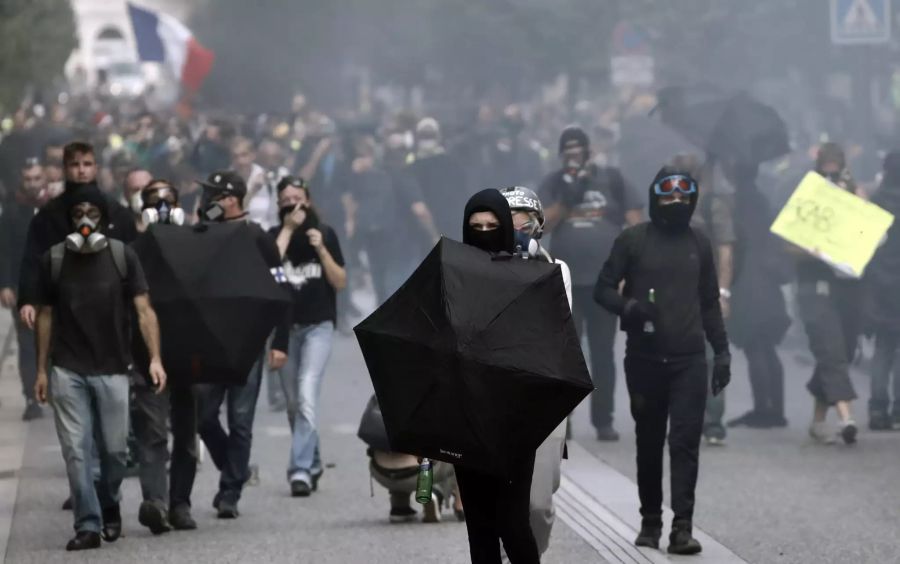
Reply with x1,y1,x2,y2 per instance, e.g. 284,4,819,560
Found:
194,171,291,518
793,143,859,444
456,189,540,564
540,126,643,442
594,167,730,555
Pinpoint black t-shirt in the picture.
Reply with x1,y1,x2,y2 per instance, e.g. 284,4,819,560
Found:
540,164,641,285
36,245,149,376
268,223,344,325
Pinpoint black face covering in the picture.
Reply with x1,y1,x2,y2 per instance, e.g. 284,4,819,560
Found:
647,167,698,231
462,189,515,254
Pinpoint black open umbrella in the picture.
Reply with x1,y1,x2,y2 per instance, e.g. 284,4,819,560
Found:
656,85,791,165
354,238,593,477
132,222,290,386
618,115,696,195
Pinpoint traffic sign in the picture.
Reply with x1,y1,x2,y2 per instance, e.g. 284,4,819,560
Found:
830,0,892,44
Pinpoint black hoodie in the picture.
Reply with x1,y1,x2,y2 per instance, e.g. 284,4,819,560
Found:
593,168,729,359
17,181,137,308
462,189,515,254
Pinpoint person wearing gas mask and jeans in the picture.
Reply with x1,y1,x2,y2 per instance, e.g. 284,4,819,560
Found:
594,168,731,555
33,187,166,551
194,171,290,519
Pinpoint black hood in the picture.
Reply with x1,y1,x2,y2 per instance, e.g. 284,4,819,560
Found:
62,180,110,229
648,166,698,231
463,189,515,253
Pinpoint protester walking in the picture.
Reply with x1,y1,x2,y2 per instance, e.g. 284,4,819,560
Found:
594,167,731,555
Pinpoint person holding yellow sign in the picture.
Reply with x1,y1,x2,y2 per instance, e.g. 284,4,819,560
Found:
787,143,861,445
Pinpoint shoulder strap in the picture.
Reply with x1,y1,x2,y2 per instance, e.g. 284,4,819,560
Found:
50,242,66,285
109,240,128,280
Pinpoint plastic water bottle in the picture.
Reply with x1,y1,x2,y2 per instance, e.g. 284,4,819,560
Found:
415,458,434,505
643,288,656,334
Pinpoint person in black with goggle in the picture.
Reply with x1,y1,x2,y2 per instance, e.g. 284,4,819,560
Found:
594,167,730,555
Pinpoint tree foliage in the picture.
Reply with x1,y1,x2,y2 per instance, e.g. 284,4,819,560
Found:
0,0,77,112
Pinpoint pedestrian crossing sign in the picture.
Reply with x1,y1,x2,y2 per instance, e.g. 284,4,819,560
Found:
831,0,892,44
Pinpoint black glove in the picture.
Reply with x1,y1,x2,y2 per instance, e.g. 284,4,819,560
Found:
711,354,731,396
622,299,658,331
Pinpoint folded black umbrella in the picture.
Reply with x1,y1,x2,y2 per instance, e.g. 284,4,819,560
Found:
132,222,290,385
354,238,593,477
656,85,791,165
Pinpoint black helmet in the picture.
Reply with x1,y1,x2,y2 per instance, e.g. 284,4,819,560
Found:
500,186,544,238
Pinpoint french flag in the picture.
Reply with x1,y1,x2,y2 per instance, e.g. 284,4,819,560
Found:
127,2,214,94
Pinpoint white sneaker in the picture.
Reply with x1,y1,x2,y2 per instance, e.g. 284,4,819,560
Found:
809,422,837,445
422,493,442,523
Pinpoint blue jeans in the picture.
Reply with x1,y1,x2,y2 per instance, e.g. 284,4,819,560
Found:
197,359,262,502
49,367,129,533
276,322,334,482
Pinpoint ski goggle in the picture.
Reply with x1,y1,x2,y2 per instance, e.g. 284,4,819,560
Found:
653,175,697,196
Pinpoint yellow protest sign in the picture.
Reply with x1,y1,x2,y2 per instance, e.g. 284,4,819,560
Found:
770,171,894,278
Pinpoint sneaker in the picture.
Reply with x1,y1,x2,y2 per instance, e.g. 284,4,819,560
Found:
311,469,324,491
212,491,222,510
245,464,260,487
290,479,311,497
65,531,101,551
668,528,702,555
422,493,442,523
766,413,789,428
168,504,197,530
809,422,837,445
840,421,858,445
704,435,726,447
22,401,43,421
101,504,122,542
138,501,172,535
726,410,769,428
634,525,662,549
389,506,417,523
595,426,620,442
217,497,239,519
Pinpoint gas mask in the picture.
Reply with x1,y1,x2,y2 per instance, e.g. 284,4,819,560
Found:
66,217,108,253
142,201,185,226
513,229,540,259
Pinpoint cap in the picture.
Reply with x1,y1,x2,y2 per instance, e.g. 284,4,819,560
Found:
276,175,309,193
198,170,247,199
558,125,590,154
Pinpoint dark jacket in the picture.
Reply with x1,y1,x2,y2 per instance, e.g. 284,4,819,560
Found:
865,183,900,333
0,198,38,290
17,182,138,308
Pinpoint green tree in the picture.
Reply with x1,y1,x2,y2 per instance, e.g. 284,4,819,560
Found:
0,0,77,112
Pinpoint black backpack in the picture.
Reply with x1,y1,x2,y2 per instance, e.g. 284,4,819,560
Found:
50,239,128,285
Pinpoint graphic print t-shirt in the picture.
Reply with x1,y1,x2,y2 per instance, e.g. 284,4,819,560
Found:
269,223,344,325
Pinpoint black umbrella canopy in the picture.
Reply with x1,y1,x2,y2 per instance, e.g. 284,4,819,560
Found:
618,115,697,195
132,222,291,385
656,85,791,165
355,238,593,477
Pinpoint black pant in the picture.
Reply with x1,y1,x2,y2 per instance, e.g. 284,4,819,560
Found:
743,338,785,417
797,282,858,404
132,383,199,509
625,355,706,525
454,453,539,564
14,316,36,401
572,285,618,429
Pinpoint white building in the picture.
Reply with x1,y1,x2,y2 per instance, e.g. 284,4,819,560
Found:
67,0,201,87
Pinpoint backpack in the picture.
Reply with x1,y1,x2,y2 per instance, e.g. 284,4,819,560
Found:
50,239,128,285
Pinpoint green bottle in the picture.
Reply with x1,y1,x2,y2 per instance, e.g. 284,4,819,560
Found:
644,288,656,334
415,458,434,505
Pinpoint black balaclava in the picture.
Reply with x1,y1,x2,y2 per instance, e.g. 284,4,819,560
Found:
648,166,698,231
463,189,515,254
